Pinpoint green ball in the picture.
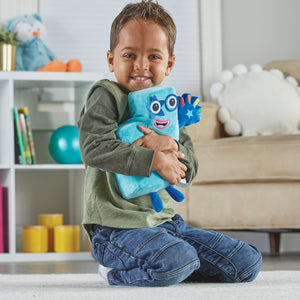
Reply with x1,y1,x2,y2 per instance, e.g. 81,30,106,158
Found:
49,125,82,164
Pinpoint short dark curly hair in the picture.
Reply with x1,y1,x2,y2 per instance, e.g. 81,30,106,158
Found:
110,0,176,56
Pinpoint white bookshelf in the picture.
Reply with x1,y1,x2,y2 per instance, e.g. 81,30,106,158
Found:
0,71,101,262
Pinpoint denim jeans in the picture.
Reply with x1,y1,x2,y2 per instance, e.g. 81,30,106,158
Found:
90,214,262,286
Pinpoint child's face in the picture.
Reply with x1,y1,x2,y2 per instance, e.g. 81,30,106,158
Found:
107,19,175,92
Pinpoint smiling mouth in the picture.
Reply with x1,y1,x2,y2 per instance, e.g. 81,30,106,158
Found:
154,119,169,129
132,76,150,82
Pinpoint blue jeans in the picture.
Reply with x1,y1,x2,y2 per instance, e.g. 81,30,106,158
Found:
90,214,262,286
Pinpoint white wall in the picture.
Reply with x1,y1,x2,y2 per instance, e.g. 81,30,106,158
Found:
0,0,38,21
221,0,300,68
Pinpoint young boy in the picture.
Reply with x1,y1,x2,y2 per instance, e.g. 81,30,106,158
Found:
78,0,262,287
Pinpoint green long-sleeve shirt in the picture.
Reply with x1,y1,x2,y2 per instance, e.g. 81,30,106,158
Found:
78,79,198,232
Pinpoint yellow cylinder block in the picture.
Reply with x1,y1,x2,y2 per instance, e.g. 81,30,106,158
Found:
38,214,63,252
54,225,80,253
23,226,48,253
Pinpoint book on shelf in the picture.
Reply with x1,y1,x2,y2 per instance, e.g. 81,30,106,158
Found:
18,113,32,165
13,106,36,164
13,107,26,165
18,107,37,164
0,184,9,253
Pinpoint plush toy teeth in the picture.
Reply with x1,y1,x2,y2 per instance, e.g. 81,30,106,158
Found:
154,119,169,129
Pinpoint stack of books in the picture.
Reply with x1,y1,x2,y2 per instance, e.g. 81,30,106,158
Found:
13,107,36,165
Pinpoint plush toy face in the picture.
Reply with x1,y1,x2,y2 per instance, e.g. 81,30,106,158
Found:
126,85,179,141
7,14,46,44
147,94,178,131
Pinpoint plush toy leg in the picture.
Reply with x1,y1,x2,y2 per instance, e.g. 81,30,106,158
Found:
35,60,67,72
66,59,82,72
150,186,184,213
165,186,185,202
150,192,164,213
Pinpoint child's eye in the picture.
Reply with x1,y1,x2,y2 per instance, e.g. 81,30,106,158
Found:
124,54,135,59
149,54,160,60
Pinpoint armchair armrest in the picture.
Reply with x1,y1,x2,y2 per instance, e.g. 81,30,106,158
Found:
186,102,227,143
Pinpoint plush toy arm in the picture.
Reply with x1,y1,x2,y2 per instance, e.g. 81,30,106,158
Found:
43,43,58,61
16,46,24,71
178,94,202,129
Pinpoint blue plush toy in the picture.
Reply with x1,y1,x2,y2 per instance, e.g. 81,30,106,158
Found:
6,14,82,72
115,86,202,212
6,14,57,71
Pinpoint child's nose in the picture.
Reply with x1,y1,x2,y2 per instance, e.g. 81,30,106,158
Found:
134,57,149,70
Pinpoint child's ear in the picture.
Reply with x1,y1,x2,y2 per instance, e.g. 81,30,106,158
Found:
165,55,175,76
107,50,114,72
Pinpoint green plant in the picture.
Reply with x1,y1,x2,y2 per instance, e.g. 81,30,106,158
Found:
0,25,19,46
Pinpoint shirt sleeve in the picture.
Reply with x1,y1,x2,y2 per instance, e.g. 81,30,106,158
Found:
78,86,155,177
177,127,199,183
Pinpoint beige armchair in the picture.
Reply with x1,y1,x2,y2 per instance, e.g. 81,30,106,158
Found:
174,102,300,254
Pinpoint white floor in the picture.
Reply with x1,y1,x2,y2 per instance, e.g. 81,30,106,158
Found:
1,271,300,300
1,252,300,274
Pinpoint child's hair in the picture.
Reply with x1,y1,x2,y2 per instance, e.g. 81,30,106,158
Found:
110,0,176,56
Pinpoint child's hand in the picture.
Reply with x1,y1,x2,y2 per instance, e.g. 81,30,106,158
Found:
151,150,187,185
134,125,178,151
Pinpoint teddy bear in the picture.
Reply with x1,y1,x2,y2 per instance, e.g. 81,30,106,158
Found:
6,14,81,72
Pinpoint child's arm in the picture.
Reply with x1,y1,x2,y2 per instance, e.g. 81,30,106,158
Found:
176,127,198,183
134,125,198,183
134,125,178,152
151,149,187,185
134,125,188,184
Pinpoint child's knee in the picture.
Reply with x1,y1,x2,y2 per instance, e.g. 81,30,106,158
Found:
235,244,262,282
150,239,200,285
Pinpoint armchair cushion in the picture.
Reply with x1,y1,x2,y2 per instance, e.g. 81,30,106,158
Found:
186,131,300,229
193,134,300,184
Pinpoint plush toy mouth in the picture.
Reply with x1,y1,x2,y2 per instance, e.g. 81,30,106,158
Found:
154,119,169,129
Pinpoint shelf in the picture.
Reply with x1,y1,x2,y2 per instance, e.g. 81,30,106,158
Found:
0,252,94,262
1,164,85,170
0,165,10,170
0,71,102,88
14,164,85,170
0,72,100,261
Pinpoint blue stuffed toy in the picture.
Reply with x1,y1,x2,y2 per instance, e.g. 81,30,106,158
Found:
115,86,202,212
6,14,81,72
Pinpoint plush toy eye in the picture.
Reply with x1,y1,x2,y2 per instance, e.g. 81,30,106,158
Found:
150,100,161,114
166,95,178,111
